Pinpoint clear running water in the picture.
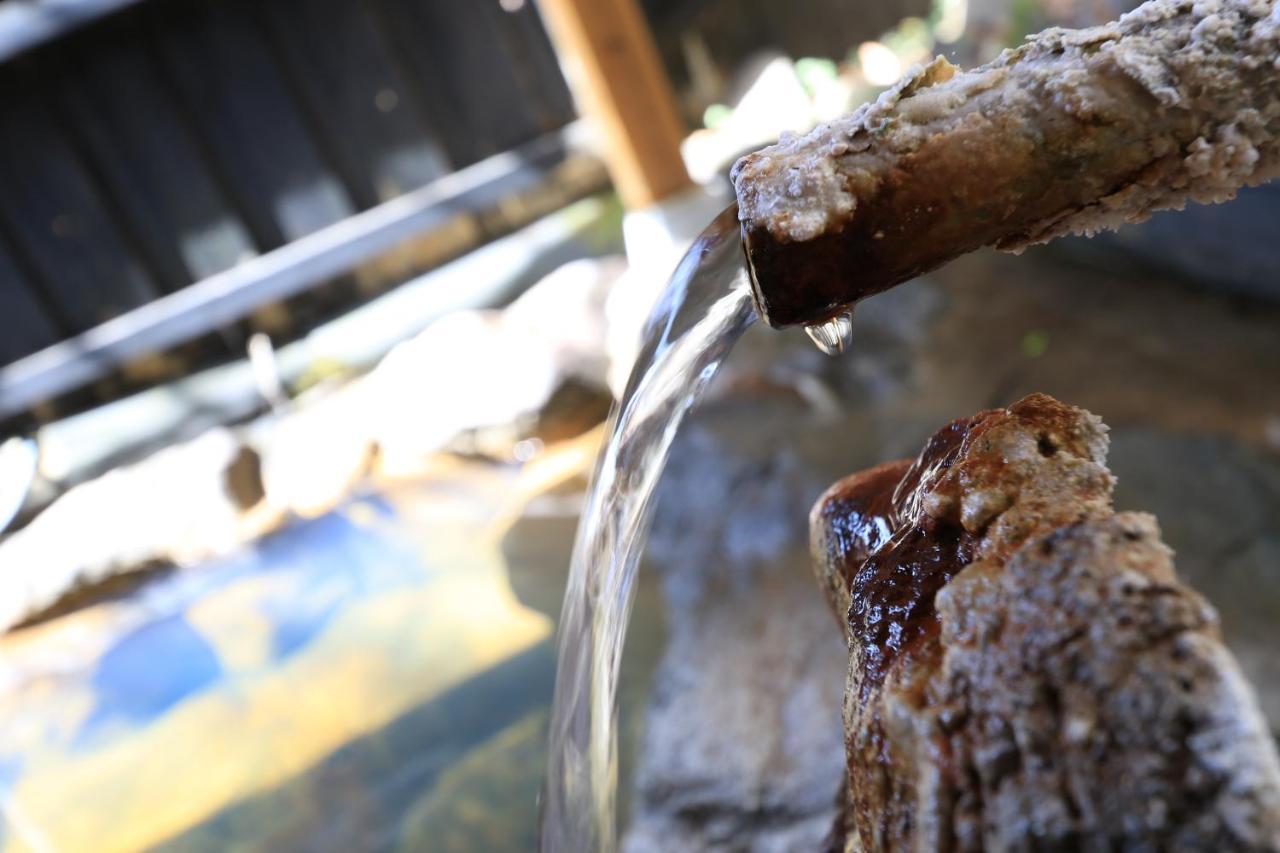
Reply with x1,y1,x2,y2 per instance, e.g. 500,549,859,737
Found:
541,205,758,852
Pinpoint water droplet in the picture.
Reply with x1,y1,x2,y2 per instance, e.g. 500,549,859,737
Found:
804,308,855,355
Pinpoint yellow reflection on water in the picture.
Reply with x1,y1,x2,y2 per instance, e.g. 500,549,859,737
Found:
0,474,552,853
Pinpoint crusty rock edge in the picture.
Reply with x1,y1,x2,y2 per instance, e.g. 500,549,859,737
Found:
733,0,1280,326
811,395,1280,850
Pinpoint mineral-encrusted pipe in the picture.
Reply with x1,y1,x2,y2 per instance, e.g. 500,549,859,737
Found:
732,0,1280,328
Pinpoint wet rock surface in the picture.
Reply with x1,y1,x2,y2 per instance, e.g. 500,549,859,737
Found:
622,245,1280,848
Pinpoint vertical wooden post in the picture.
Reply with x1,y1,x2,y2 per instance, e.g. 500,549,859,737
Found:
536,0,694,209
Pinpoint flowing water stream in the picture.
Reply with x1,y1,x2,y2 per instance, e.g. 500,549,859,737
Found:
540,205,757,851
541,203,854,851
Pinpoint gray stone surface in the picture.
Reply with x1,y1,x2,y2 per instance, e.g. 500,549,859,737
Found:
0,428,275,632
1086,184,1280,306
626,426,847,853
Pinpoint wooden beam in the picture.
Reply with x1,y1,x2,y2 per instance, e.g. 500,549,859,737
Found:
537,0,693,208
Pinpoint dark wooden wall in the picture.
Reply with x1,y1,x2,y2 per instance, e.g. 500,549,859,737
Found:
0,0,575,367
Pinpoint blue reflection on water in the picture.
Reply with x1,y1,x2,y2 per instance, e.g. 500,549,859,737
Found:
0,754,20,849
72,496,428,747
80,615,223,742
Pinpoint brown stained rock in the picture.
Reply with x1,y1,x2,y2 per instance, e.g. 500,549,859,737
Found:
812,393,1280,851
811,459,911,628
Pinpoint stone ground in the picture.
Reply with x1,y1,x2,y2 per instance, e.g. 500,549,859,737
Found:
0,241,1276,851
